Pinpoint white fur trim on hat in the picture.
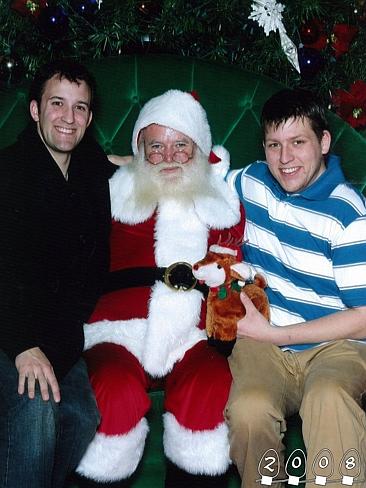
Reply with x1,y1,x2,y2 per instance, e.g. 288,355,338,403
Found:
163,413,231,475
132,90,212,155
209,244,238,256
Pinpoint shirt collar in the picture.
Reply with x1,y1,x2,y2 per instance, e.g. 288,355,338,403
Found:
271,154,345,201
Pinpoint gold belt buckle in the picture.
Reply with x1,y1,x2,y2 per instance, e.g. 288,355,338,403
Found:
163,262,197,291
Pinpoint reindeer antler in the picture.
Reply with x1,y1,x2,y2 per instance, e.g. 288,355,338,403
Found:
216,233,246,248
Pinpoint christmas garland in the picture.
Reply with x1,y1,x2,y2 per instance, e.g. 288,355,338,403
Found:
1,0,366,133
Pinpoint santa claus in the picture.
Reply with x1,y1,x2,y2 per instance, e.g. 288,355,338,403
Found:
76,90,245,487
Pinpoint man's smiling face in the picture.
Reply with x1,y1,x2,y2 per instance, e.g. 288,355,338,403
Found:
264,116,331,193
29,74,92,166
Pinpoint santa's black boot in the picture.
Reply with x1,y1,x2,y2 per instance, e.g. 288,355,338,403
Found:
165,460,229,488
70,472,131,488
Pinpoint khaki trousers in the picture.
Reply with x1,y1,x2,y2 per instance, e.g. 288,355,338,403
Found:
225,339,366,488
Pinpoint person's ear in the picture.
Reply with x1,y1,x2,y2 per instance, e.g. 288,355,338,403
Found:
137,129,144,147
29,100,39,122
87,110,93,128
321,130,331,155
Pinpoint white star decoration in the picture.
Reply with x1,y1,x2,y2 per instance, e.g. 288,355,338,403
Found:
249,0,300,73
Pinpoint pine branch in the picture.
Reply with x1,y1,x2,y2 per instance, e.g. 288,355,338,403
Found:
0,0,365,134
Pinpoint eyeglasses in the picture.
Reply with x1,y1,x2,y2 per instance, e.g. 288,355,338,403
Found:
145,143,194,165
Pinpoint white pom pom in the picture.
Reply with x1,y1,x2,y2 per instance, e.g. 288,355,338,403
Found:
210,144,230,178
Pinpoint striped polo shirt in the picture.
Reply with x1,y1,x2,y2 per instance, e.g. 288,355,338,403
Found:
227,155,366,351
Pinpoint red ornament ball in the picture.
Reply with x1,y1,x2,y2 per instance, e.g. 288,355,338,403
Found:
300,19,321,45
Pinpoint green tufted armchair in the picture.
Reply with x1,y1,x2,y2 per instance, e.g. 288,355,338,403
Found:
1,54,365,488
1,54,366,194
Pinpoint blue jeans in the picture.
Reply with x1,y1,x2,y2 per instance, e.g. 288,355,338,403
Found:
0,350,100,488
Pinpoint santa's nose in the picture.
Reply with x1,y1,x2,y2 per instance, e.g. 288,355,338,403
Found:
163,148,175,162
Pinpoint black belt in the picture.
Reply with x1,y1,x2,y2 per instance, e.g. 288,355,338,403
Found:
104,263,208,295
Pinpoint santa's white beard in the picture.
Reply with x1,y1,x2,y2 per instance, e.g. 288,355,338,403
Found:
133,147,216,207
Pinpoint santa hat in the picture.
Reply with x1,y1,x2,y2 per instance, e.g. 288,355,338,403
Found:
132,89,230,174
132,90,211,155
209,236,245,261
209,244,238,257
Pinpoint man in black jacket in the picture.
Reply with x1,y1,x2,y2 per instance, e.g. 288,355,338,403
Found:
0,60,115,488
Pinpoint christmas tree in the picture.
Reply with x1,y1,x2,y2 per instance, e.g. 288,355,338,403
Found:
1,0,366,135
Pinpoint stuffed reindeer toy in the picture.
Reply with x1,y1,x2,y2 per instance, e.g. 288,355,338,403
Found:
192,244,270,354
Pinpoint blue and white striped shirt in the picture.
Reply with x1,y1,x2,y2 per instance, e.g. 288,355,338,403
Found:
227,155,366,350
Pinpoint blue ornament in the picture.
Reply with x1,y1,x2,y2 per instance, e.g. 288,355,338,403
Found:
298,46,324,80
71,0,99,19
38,5,69,39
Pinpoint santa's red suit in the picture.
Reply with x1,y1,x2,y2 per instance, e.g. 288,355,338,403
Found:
76,96,244,485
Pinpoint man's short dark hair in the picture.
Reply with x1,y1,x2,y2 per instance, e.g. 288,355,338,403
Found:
29,59,96,111
261,88,330,142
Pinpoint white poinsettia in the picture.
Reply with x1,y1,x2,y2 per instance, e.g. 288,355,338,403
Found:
249,0,285,36
249,0,300,72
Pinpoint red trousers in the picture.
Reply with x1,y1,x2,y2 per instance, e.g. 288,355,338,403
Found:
84,340,232,435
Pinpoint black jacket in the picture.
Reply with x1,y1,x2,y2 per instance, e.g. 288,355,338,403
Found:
0,124,115,379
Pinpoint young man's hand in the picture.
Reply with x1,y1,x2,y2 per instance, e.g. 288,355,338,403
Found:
15,347,60,402
237,292,275,343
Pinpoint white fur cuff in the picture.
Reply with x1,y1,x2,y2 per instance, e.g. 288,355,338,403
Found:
76,418,149,482
163,412,231,475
